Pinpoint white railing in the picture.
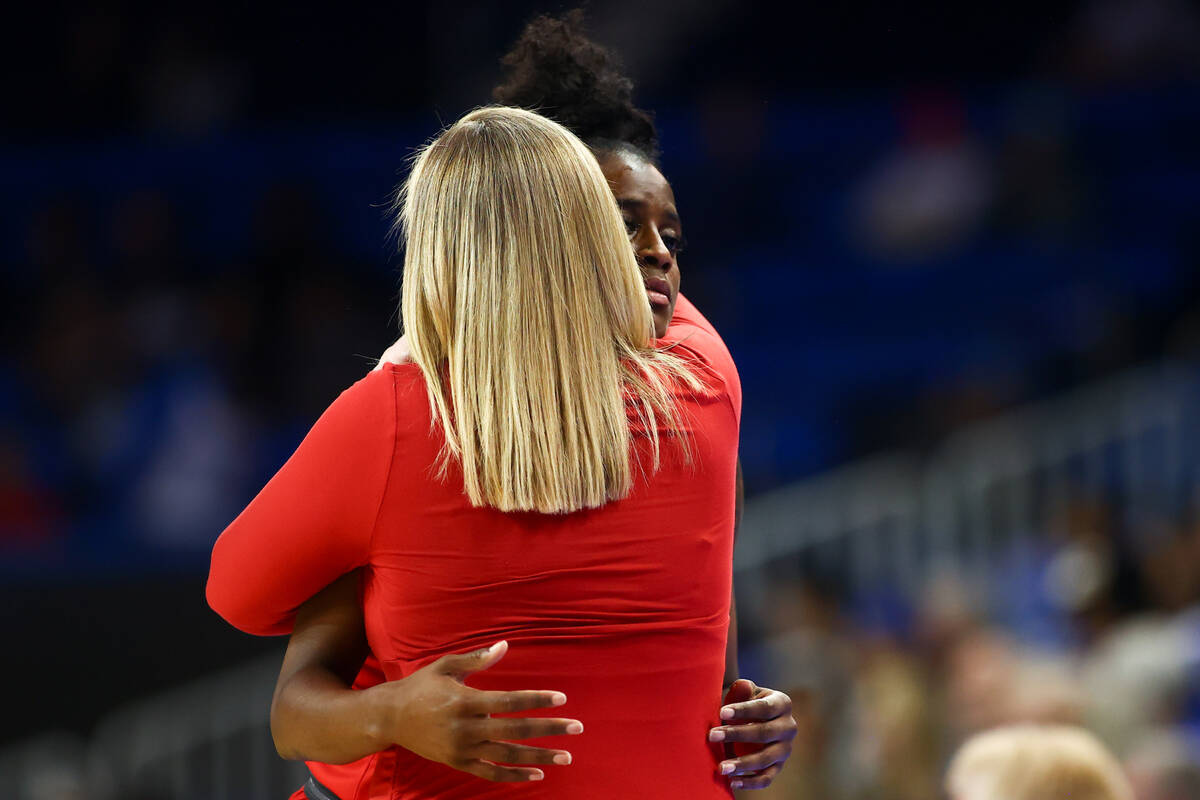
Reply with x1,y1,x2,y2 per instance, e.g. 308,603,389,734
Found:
734,361,1199,624
3,360,1197,799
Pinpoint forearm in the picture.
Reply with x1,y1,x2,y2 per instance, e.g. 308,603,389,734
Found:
270,571,380,764
271,667,390,763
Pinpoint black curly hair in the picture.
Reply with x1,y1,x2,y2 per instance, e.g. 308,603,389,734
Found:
492,10,660,164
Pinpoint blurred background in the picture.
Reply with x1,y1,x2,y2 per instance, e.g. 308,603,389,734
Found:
2,0,1199,797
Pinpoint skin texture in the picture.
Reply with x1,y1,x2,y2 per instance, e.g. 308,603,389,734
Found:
277,155,797,789
598,150,682,340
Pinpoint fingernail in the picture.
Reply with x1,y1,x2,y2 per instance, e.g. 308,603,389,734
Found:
528,770,544,781
720,762,735,775
553,752,572,765
566,721,584,735
721,707,735,720
709,729,725,742
550,692,567,706
731,780,743,789
489,640,506,654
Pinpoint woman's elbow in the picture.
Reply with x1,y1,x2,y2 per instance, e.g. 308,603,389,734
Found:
268,693,304,761
205,573,252,632
205,571,291,636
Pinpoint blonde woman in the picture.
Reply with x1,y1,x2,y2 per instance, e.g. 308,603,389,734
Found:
208,106,746,798
946,725,1134,800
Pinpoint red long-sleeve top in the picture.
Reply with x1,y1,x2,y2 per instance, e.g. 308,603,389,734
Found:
208,295,741,799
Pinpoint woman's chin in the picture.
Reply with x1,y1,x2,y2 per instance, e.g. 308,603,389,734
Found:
652,317,670,339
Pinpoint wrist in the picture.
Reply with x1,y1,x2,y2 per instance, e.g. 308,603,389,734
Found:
359,681,403,752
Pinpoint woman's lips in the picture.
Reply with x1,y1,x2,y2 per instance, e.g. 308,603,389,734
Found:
644,277,672,309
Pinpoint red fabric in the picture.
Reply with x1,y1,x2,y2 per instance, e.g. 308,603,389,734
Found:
208,294,740,799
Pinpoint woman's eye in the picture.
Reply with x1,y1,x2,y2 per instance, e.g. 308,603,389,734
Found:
624,219,639,237
663,234,686,254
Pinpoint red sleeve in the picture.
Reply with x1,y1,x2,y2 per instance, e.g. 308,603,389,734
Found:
663,293,742,424
206,370,396,636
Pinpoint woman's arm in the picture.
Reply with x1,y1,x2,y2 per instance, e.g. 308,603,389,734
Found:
270,572,581,780
270,571,379,763
207,373,395,636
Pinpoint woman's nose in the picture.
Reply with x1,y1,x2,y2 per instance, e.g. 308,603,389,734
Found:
637,231,672,271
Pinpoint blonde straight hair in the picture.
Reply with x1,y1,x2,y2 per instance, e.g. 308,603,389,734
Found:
397,106,701,513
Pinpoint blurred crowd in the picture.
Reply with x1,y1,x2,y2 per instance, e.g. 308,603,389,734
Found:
746,489,1200,799
2,184,395,557
5,0,1199,567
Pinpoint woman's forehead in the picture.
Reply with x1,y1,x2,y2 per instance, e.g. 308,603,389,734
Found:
600,152,675,207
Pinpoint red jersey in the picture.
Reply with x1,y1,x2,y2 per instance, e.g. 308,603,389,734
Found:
207,294,741,799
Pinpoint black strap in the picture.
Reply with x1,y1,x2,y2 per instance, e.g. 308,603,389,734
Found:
303,775,343,800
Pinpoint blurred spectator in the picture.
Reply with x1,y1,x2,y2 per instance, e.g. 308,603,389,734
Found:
1063,0,1200,85
992,87,1086,238
1124,727,1200,800
131,366,253,549
0,429,61,547
854,89,992,259
845,642,938,800
945,724,1134,800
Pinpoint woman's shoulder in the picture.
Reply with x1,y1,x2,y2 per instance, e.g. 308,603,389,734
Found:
660,294,742,419
316,364,432,445
335,363,421,405
664,296,735,366
373,361,426,384
367,362,438,436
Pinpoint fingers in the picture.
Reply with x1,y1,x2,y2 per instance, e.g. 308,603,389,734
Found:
709,715,798,744
718,741,790,778
477,716,584,742
436,641,508,676
465,688,568,715
729,763,783,790
458,760,545,783
723,678,757,705
472,741,572,767
720,688,792,721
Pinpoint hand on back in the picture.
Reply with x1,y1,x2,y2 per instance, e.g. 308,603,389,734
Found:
370,640,580,782
709,679,797,790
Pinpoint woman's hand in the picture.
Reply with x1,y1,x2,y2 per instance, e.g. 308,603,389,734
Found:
708,679,797,790
372,334,411,370
369,640,582,782
270,576,578,779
